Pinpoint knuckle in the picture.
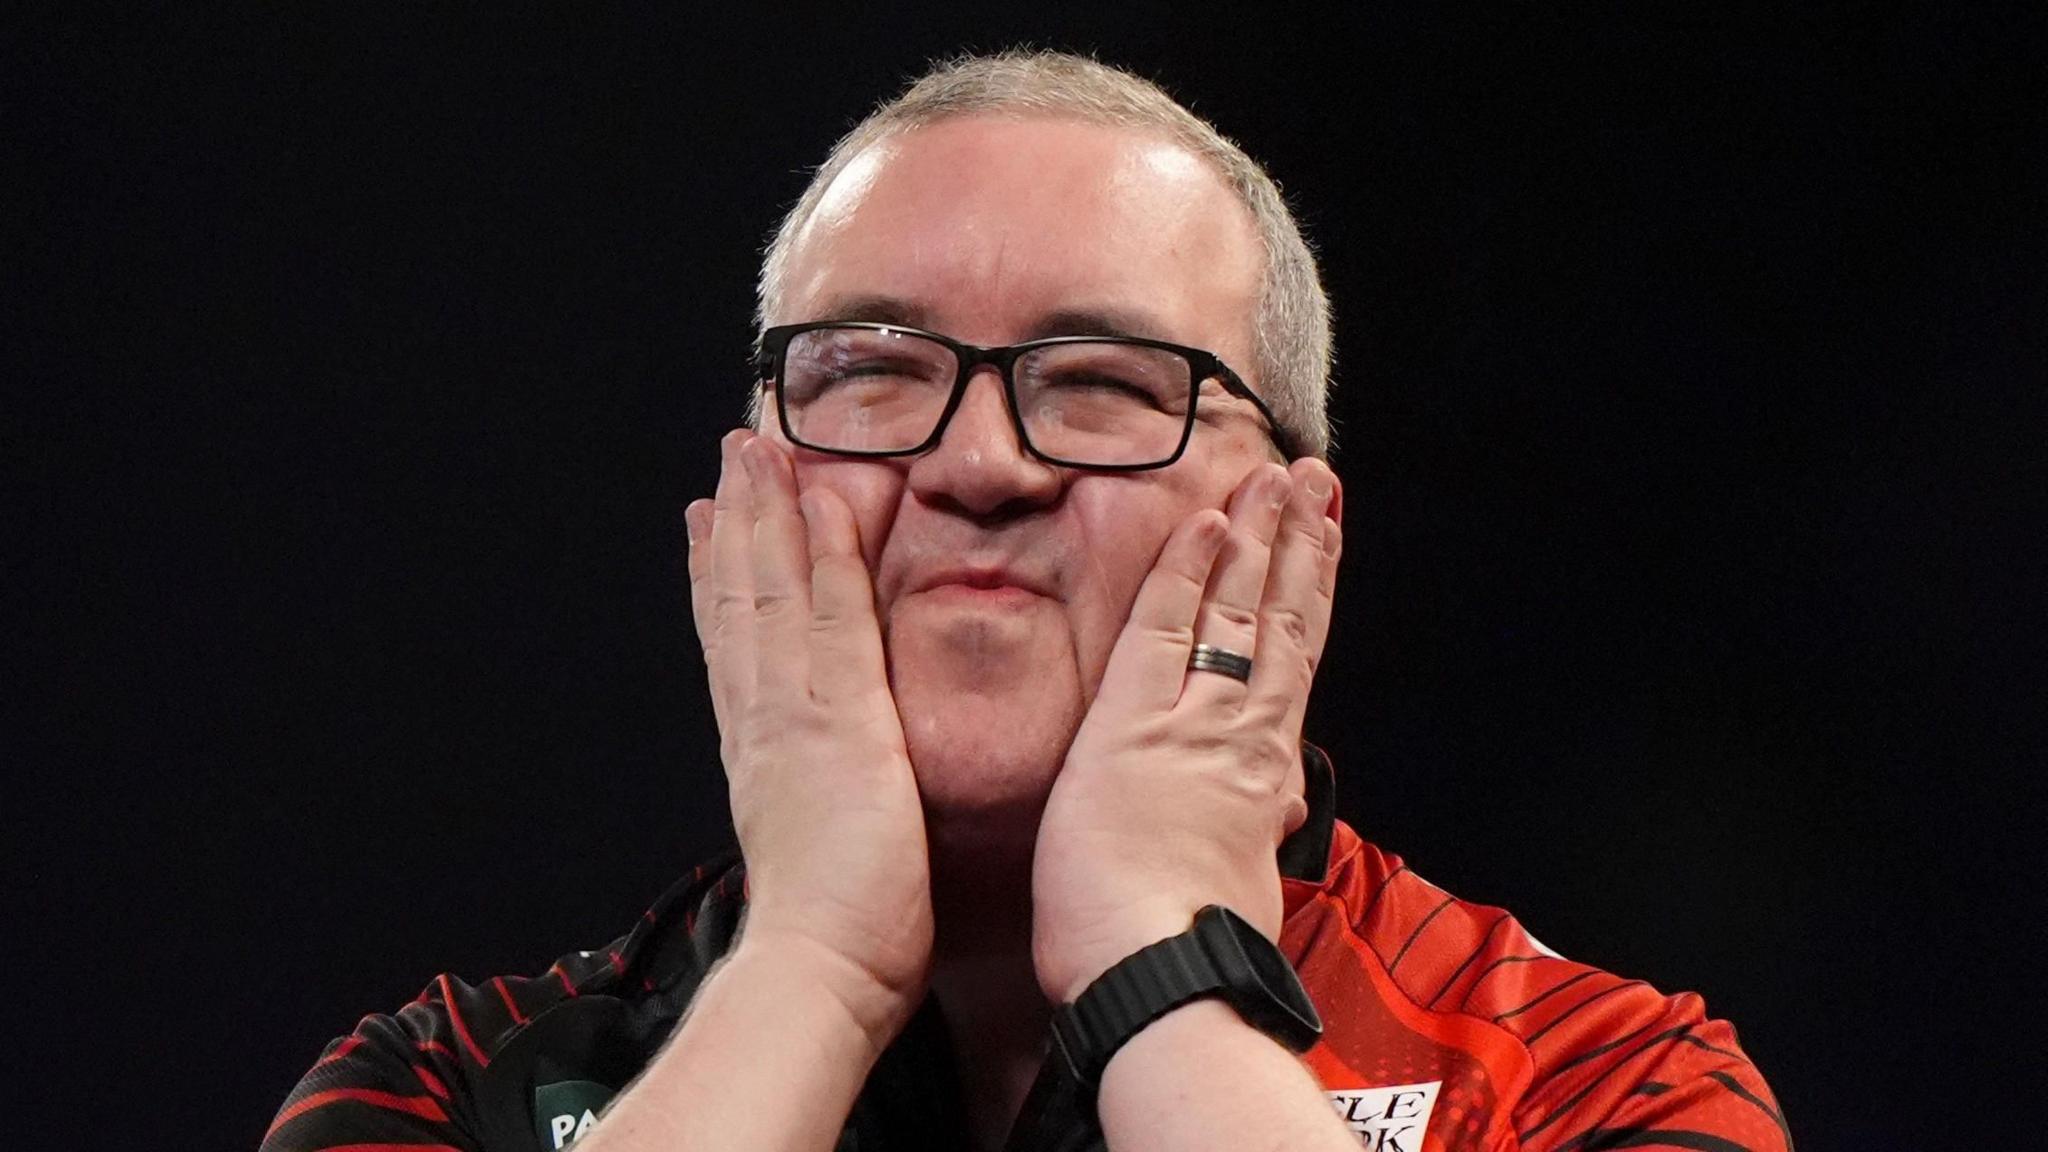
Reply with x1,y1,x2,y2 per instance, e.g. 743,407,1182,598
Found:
1137,622,1195,648
751,588,799,618
1262,604,1313,649
1228,725,1290,771
1211,601,1260,632
1165,563,1211,595
1134,724,1177,753
1285,516,1324,548
1179,727,1229,758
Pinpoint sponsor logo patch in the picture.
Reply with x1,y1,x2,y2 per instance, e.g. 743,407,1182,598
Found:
534,1079,616,1149
1327,1081,1440,1151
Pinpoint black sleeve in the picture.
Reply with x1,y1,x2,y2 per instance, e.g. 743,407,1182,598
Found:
259,991,486,1152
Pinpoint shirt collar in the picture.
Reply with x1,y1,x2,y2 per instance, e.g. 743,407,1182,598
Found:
1277,740,1337,884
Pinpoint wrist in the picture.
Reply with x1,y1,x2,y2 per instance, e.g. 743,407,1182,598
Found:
1099,996,1262,1083
1041,884,1284,1005
1047,904,1321,1091
1040,901,1201,1005
1036,862,1288,1005
727,927,925,1052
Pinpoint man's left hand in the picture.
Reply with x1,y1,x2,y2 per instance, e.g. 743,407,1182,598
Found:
1032,457,1342,1005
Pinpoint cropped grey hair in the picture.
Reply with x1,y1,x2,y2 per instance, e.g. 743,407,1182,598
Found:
755,49,1334,458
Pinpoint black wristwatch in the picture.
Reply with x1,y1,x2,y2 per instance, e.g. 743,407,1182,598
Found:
1049,905,1322,1089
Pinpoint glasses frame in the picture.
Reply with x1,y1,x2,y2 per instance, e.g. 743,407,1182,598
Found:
754,320,1295,471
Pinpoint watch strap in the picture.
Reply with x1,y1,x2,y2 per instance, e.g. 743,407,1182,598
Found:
1050,925,1227,1088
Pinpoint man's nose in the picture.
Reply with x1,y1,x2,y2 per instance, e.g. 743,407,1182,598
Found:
905,367,1062,518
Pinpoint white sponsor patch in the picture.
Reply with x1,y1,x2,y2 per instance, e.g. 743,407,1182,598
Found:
1327,1081,1440,1151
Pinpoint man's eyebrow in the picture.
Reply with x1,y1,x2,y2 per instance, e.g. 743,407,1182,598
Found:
1025,307,1172,343
809,294,931,328
801,298,1173,345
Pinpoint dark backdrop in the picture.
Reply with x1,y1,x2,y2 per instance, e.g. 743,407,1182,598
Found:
8,5,2041,1149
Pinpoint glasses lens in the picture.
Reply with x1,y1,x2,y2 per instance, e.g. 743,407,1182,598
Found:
779,327,957,453
1015,342,1194,467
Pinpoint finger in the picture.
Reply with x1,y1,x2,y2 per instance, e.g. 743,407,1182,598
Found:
685,497,717,655
1312,516,1342,661
707,430,759,734
1298,468,1346,722
1094,508,1230,713
801,486,889,706
1181,464,1292,705
1283,513,1343,734
743,437,812,688
1245,459,1336,718
711,429,758,628
1273,512,1344,738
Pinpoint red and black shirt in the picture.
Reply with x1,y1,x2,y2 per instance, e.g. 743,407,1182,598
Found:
260,747,1790,1152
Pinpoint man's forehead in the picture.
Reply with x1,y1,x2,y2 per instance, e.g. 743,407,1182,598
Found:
810,116,1219,221
778,116,1261,350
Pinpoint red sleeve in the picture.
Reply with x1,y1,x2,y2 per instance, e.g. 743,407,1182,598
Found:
1456,912,1792,1152
1502,976,1792,1152
1291,826,1793,1152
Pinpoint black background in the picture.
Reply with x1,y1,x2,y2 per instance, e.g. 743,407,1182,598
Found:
7,4,2042,1149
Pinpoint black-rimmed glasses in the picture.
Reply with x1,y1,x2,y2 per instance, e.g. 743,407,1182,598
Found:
754,322,1293,471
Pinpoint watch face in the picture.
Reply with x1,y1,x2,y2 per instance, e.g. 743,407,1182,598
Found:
1207,906,1323,1048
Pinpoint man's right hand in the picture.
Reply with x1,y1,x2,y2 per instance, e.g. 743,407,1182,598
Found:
684,429,933,1046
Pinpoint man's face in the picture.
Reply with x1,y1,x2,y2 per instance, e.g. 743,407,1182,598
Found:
767,115,1278,837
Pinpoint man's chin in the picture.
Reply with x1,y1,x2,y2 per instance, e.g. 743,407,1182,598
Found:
885,620,1086,840
901,716,1064,812
895,691,1079,830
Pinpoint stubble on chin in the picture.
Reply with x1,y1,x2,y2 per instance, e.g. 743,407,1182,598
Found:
897,678,1080,800
887,646,1085,851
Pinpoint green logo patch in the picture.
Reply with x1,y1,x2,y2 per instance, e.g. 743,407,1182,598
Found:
534,1079,616,1149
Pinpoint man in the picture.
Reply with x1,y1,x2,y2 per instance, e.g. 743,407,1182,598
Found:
261,51,1789,1152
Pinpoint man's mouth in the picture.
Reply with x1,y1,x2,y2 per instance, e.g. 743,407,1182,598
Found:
910,565,1055,602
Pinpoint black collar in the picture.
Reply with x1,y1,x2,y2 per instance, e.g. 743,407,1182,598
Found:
1279,740,1338,885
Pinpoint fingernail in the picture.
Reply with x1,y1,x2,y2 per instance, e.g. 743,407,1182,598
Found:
1305,468,1332,502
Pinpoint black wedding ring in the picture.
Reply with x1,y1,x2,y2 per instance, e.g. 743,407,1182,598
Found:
1187,643,1254,683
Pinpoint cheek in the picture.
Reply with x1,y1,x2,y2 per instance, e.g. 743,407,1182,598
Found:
790,458,904,568
1062,458,1253,684
1066,490,1189,682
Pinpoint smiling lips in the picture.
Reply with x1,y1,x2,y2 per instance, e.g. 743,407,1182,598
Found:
911,566,1055,599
